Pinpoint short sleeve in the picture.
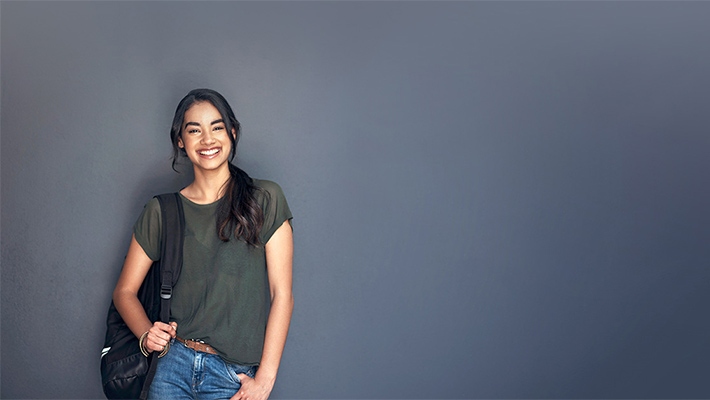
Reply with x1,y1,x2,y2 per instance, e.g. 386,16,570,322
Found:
133,197,162,261
257,180,293,245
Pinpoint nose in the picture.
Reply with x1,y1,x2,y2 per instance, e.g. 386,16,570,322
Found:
201,129,216,145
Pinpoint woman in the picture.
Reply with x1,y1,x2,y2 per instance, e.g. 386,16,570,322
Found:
113,89,293,400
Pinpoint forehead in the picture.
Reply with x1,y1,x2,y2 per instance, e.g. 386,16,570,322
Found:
184,101,222,122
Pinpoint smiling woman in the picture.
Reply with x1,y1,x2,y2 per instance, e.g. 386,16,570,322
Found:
112,89,294,400
179,102,235,171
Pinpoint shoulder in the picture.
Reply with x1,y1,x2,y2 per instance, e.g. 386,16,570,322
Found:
145,196,161,210
252,178,287,201
133,196,164,261
135,196,165,227
136,197,162,219
252,178,284,194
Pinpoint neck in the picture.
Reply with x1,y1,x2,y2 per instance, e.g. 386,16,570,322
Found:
183,163,232,204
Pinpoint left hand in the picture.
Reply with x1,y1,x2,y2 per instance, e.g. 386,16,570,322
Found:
230,374,273,400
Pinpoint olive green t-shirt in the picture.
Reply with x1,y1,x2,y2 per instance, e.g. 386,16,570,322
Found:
133,179,292,365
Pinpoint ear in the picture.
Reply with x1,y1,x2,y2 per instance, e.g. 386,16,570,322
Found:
178,137,184,149
231,128,237,140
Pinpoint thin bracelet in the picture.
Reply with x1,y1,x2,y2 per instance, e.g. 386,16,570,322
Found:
139,331,150,357
139,330,170,358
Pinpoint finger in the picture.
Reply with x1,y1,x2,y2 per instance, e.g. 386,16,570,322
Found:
149,325,172,341
236,373,250,383
169,322,178,337
151,337,170,351
149,335,168,348
153,321,175,332
148,333,169,347
145,339,163,352
154,321,177,337
146,330,170,349
149,331,171,344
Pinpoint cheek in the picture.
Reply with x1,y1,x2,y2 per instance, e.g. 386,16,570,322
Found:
220,134,234,153
225,140,235,155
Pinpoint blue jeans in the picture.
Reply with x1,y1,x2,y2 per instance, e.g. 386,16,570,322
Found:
148,338,257,400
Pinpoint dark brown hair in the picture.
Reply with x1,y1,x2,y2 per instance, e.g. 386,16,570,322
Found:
169,89,264,246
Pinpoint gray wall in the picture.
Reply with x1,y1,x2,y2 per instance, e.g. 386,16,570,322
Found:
2,1,710,398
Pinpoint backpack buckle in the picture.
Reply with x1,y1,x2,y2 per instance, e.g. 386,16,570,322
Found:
160,285,172,300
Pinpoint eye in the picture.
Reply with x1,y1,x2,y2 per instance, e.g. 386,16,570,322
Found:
187,129,200,134
214,126,224,131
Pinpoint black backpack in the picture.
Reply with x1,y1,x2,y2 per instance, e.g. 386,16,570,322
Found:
100,193,185,399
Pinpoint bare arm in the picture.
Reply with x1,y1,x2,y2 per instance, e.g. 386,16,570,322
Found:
113,234,176,352
233,220,294,400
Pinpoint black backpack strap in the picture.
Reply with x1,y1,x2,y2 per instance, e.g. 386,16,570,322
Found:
156,192,185,323
140,192,184,400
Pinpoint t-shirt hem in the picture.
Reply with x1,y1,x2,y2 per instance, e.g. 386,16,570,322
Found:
262,215,293,245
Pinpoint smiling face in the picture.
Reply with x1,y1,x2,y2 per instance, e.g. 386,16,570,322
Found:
178,101,235,172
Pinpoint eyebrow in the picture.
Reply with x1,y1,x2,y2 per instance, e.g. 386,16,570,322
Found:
184,119,225,129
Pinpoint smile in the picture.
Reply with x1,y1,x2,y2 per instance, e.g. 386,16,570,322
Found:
199,148,220,156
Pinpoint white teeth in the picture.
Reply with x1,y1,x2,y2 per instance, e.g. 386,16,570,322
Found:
200,149,219,156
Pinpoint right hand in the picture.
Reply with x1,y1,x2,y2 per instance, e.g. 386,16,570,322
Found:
143,321,177,353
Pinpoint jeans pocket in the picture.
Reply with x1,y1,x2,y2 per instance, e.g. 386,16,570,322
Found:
225,362,253,384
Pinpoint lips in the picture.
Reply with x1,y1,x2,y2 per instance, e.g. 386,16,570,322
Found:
198,147,221,158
